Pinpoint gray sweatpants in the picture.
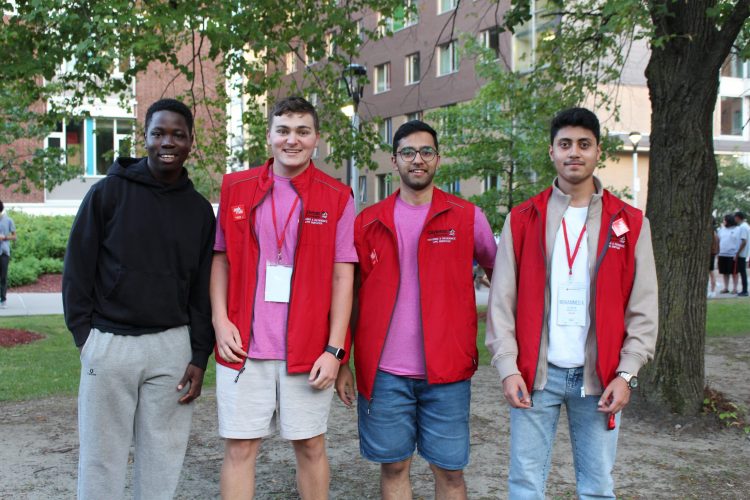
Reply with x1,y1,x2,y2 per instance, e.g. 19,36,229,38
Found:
77,326,194,500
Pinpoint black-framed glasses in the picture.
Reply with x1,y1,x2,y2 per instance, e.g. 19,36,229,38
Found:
396,146,438,162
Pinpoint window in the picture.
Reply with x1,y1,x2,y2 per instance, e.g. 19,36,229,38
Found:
484,174,501,191
305,45,318,66
438,0,457,14
443,179,460,194
375,62,391,93
721,54,747,78
437,41,459,76
326,33,336,58
406,111,422,122
285,52,297,74
358,175,367,203
512,0,558,72
379,117,393,145
377,173,393,201
46,117,135,176
405,52,420,84
720,97,744,137
393,0,418,31
480,27,501,60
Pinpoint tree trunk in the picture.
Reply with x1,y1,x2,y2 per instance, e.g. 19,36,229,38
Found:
643,0,749,414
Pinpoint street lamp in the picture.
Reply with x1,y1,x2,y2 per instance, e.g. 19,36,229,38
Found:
628,131,642,208
342,63,367,212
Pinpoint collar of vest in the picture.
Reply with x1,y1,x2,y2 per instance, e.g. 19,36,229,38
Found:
363,187,462,232
257,158,319,197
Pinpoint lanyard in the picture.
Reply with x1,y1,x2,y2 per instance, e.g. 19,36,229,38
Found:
270,185,299,263
561,217,586,276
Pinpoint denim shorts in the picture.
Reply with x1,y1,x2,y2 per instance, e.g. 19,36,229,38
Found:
357,370,471,470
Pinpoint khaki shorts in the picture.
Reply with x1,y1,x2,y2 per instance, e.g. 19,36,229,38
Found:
216,359,334,440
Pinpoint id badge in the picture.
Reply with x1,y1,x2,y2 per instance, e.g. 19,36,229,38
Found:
265,262,293,303
557,283,587,326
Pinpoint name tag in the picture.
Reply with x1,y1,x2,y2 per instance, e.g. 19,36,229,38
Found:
265,262,293,303
557,283,587,326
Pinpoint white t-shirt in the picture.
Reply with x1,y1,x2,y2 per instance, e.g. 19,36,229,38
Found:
718,226,740,257
548,206,590,368
738,222,750,259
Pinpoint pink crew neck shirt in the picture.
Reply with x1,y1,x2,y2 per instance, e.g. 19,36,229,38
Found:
378,196,497,378
215,172,357,359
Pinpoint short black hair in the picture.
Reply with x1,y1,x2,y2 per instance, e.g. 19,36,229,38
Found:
735,211,746,221
550,107,601,145
724,214,737,227
269,96,319,132
145,99,194,136
0,200,4,213
392,120,439,155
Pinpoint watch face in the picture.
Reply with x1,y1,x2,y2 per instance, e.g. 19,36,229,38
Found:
629,377,639,389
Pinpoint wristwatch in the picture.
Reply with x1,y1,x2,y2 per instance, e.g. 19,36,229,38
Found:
324,345,346,360
616,371,638,389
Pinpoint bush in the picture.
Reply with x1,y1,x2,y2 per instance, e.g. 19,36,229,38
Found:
5,211,72,287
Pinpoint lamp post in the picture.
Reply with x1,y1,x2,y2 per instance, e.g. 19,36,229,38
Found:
628,131,642,208
342,63,367,212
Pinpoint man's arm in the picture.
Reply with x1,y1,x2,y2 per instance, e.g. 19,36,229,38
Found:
178,212,217,404
485,214,531,408
473,206,498,281
210,252,246,363
336,266,361,407
62,189,101,348
309,262,354,390
598,217,659,414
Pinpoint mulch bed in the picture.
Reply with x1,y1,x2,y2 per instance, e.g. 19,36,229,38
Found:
8,274,63,293
0,329,44,347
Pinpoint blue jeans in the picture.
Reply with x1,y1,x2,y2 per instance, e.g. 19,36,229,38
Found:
509,364,619,499
358,370,471,470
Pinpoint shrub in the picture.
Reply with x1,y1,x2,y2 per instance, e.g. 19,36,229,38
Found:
5,211,72,286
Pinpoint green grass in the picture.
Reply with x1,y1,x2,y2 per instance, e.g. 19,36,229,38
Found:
0,315,216,402
706,299,750,337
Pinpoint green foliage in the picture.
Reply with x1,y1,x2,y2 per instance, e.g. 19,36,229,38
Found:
713,156,750,217
0,0,403,199
0,315,216,402
5,211,72,286
703,387,750,434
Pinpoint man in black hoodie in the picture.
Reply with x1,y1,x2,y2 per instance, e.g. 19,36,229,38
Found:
63,99,216,499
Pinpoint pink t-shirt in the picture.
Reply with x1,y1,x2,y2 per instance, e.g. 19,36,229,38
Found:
378,197,497,378
214,173,357,359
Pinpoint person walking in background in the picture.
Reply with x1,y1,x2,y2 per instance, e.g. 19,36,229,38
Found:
0,200,17,308
708,217,719,298
211,96,356,499
336,120,497,499
486,108,658,498
63,99,216,499
733,211,749,297
717,213,740,294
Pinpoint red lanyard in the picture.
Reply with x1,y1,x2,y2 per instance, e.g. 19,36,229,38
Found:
561,217,586,276
270,185,299,263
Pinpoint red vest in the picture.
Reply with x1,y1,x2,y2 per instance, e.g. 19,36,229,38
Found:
510,187,643,390
216,160,352,373
353,189,478,401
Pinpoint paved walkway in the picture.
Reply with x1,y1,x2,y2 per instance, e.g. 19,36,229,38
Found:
0,285,742,318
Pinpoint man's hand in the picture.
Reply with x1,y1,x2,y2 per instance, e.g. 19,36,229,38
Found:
177,363,205,404
214,317,246,363
597,376,631,414
308,351,341,390
502,374,532,409
335,364,356,407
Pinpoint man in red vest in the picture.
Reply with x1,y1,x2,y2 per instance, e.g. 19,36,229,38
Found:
337,120,497,499
211,96,356,498
486,107,658,498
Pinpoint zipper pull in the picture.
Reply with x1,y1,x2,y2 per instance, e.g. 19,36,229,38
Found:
234,358,248,383
580,386,585,398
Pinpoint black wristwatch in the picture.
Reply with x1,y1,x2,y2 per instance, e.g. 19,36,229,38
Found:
324,345,346,360
617,371,638,390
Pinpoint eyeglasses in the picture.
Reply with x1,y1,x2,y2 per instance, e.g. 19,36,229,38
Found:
395,146,438,162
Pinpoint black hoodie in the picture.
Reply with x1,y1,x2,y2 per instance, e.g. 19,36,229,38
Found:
62,157,216,369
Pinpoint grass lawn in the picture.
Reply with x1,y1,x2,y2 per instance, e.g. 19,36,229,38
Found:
1,299,748,401
0,315,216,402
